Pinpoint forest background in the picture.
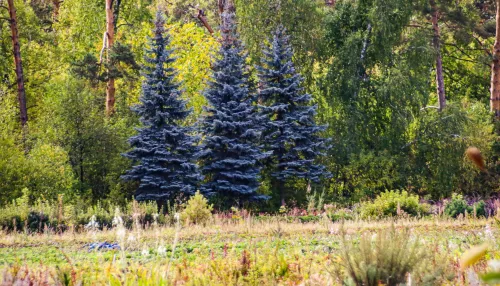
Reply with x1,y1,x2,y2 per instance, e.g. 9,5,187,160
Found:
0,0,499,211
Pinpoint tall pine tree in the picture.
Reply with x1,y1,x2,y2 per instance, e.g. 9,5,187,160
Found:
258,26,330,205
122,11,202,205
198,1,269,204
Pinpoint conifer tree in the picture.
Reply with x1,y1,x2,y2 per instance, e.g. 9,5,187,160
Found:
258,26,330,205
122,11,202,204
198,1,269,204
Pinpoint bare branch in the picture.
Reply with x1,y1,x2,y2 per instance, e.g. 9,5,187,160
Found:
99,31,107,65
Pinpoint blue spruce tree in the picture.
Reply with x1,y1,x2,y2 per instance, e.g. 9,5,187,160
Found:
122,12,202,205
198,2,269,204
258,25,330,205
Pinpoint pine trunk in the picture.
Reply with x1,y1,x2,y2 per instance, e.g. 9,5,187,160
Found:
105,0,115,116
430,0,446,111
52,0,60,20
7,0,28,128
491,0,500,118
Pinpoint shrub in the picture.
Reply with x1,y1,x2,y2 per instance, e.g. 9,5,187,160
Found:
444,194,486,218
359,190,430,219
297,215,321,223
181,191,213,225
328,208,354,222
0,190,31,231
339,226,426,286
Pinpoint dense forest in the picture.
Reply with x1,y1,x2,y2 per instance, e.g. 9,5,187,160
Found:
0,0,499,211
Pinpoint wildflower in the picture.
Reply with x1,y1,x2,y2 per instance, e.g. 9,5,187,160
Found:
484,224,495,241
153,213,159,225
489,260,500,272
157,245,167,256
174,213,180,222
448,241,457,250
142,247,149,257
112,208,124,227
85,215,99,230
466,268,480,285
116,226,126,242
127,234,136,243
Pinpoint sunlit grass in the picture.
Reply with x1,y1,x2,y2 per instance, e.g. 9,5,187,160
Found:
0,216,497,285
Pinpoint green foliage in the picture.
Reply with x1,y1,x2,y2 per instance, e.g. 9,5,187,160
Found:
340,226,426,286
306,190,325,214
181,191,213,225
444,194,486,218
25,143,75,201
0,193,166,232
235,0,325,85
297,215,321,223
407,102,495,198
328,208,354,222
169,22,219,121
0,0,497,212
359,190,430,219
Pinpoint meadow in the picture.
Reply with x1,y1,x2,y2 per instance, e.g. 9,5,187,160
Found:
0,215,498,285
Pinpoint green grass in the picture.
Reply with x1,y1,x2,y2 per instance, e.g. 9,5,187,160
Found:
0,216,498,285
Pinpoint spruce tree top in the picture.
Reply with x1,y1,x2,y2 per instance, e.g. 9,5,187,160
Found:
122,11,202,202
258,25,330,183
198,2,269,202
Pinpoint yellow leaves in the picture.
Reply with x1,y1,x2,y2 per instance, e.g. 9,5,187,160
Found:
460,243,489,270
168,22,219,119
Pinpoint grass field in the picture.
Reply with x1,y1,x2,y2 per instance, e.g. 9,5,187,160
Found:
0,216,497,285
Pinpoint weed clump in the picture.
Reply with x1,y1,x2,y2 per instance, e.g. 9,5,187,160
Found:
339,226,425,286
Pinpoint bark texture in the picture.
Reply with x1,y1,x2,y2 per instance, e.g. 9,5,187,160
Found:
491,0,500,118
7,0,28,127
105,0,116,116
430,0,446,111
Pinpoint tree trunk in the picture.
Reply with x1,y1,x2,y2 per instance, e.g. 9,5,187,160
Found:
197,9,214,34
7,0,28,128
430,0,446,111
105,0,115,116
52,0,61,20
491,0,500,118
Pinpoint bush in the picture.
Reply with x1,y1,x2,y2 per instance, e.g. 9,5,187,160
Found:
181,191,213,225
338,226,426,286
444,194,486,218
297,215,321,223
328,208,354,222
359,190,430,219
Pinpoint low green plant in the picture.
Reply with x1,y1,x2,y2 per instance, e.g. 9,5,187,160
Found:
328,208,354,222
297,215,321,223
181,191,213,225
339,226,426,286
306,189,325,214
444,194,486,218
358,190,430,219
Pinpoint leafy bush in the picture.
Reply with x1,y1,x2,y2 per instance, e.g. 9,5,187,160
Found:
339,226,426,286
181,191,213,225
444,194,486,218
328,208,354,222
359,190,430,219
0,190,30,231
297,215,321,223
0,194,168,232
